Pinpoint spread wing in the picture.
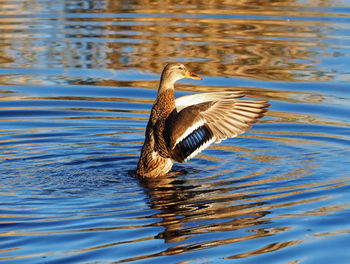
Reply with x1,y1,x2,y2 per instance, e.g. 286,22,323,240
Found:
165,92,269,162
175,91,245,112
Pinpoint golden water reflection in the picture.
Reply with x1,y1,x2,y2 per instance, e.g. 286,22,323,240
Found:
128,168,350,262
0,0,345,82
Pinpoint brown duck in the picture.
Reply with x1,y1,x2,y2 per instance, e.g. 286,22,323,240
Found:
136,63,269,177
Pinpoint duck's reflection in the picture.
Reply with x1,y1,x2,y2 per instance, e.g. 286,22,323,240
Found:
139,171,270,247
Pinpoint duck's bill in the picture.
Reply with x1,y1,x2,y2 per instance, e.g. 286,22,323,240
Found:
185,70,202,80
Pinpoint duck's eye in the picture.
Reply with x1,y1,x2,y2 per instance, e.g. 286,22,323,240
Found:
178,66,185,70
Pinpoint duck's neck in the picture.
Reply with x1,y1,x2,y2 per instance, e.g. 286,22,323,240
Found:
158,71,177,93
153,81,175,116
157,72,176,99
158,81,173,95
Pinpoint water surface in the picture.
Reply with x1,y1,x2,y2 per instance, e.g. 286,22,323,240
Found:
1,0,350,263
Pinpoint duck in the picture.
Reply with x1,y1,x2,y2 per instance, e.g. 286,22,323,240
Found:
136,62,269,177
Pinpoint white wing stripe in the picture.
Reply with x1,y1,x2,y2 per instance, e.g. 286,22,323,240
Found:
184,137,216,162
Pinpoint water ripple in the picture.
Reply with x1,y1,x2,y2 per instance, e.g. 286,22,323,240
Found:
1,0,350,263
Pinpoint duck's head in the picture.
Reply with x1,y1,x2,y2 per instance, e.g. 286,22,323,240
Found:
160,63,201,86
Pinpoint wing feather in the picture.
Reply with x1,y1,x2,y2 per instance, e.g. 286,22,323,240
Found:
175,91,244,111
167,92,269,162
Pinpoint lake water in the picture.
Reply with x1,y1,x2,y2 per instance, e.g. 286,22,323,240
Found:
1,0,350,263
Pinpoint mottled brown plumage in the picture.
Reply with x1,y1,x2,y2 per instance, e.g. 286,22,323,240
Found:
136,63,270,178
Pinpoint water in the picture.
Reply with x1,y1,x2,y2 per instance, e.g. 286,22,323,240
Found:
1,0,350,263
